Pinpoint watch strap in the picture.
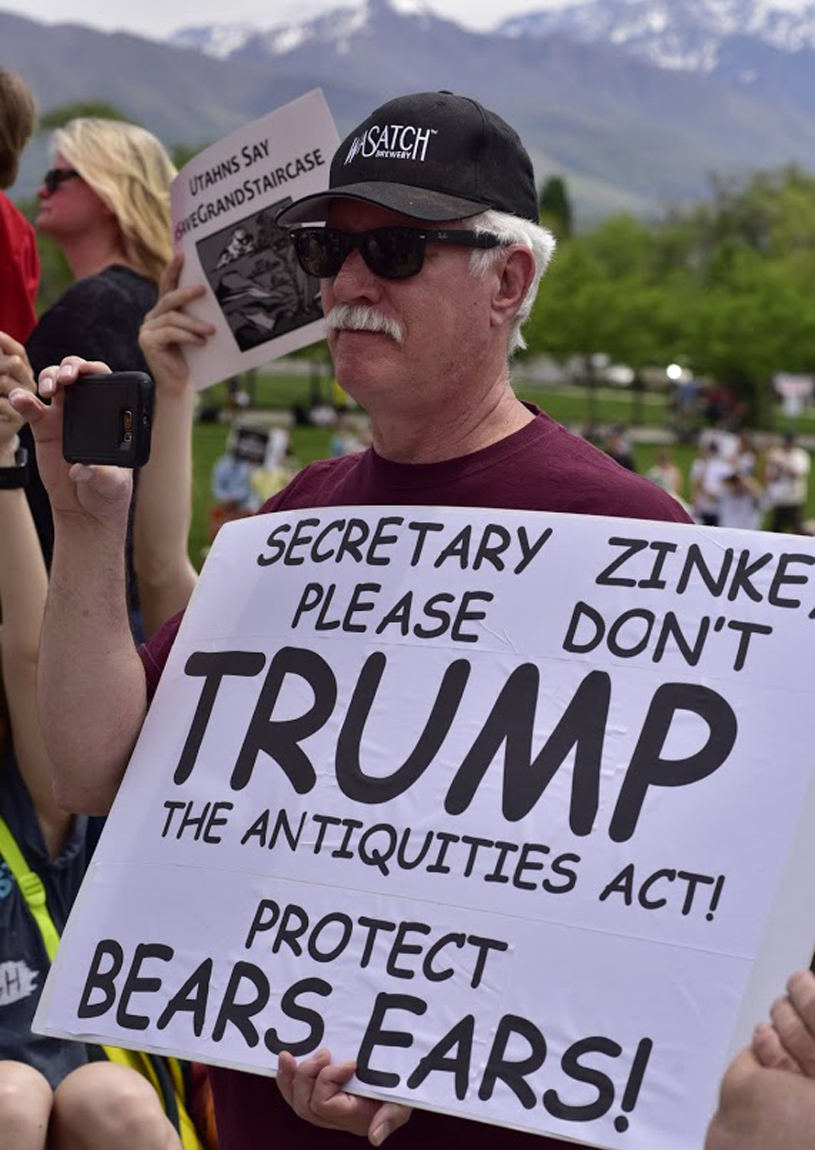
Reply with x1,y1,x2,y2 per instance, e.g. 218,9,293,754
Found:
0,445,29,489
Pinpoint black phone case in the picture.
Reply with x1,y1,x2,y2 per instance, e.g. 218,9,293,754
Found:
62,372,155,468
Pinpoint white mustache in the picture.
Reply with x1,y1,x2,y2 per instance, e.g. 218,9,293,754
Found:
324,304,405,345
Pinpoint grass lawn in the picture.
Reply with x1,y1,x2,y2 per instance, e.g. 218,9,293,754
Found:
221,370,674,429
516,384,669,430
189,419,334,566
189,373,815,566
238,366,815,435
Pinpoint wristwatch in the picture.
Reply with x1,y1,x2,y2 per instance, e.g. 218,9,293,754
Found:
0,445,29,489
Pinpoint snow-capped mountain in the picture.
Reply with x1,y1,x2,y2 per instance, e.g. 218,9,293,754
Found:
169,0,815,116
171,21,270,59
154,0,815,217
7,0,801,219
172,0,815,68
497,0,815,72
171,0,436,60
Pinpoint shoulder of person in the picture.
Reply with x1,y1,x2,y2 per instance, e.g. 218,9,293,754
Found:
88,266,156,312
0,189,32,230
37,273,111,323
28,268,154,372
99,265,155,296
613,468,693,524
52,267,153,314
26,281,103,356
546,426,692,523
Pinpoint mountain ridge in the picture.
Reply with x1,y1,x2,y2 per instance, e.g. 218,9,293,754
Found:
2,3,814,220
496,0,815,112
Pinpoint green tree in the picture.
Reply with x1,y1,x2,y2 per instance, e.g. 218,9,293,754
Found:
526,216,694,373
524,166,815,429
38,101,136,130
170,142,205,171
690,248,815,426
538,175,573,239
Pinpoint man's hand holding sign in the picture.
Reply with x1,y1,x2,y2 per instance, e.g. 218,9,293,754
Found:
16,88,815,1150
277,1050,411,1146
707,970,815,1150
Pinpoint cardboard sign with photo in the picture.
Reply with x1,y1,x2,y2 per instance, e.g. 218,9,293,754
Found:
170,90,340,389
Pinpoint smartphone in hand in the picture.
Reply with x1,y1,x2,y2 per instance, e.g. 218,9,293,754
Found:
62,372,154,468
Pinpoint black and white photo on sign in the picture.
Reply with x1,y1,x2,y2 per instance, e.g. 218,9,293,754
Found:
195,199,322,354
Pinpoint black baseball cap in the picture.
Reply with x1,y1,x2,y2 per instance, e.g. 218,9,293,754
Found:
276,91,539,226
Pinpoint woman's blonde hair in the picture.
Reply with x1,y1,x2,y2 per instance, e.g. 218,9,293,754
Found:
0,69,37,189
54,118,177,284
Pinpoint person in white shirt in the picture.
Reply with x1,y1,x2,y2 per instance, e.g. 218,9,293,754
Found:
690,440,732,526
764,431,811,533
717,471,763,531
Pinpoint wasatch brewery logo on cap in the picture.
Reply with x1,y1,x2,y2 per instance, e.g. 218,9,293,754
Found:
344,124,438,165
276,92,541,226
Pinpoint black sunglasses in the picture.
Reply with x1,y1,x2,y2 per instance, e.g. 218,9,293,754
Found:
290,226,502,280
43,168,80,195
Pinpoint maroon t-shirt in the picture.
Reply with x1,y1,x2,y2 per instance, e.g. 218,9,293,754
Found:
140,409,690,1149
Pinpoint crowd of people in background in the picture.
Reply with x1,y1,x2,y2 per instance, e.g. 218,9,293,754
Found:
2,64,815,1150
590,422,814,535
213,391,815,544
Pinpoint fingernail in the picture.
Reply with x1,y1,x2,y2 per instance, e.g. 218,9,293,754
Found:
73,465,93,483
40,376,54,396
371,1125,388,1146
58,364,75,381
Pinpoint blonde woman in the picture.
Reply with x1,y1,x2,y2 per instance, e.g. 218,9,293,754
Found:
23,119,178,634
27,118,175,372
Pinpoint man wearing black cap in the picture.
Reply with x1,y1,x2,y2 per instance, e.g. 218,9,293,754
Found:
19,92,690,1150
263,91,687,529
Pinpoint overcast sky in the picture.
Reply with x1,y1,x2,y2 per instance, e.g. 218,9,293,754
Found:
2,0,811,37
0,0,578,36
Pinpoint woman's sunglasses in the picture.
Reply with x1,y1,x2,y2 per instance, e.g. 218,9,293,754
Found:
290,226,501,280
43,168,80,195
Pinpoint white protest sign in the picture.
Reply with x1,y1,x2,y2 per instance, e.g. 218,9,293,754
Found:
171,89,340,389
36,507,815,1148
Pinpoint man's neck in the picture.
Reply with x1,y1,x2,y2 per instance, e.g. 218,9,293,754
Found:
369,380,534,464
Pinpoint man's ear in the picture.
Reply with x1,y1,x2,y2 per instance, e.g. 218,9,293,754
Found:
489,245,536,330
